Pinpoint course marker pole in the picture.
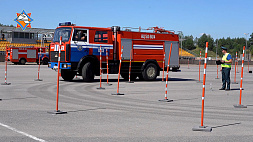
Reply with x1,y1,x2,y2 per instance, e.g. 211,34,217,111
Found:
97,45,105,89
1,45,11,85
192,42,212,132
248,55,250,73
197,51,202,83
188,58,190,69
232,55,238,84
127,49,134,83
112,46,124,95
248,54,252,73
215,64,219,79
159,43,173,102
48,36,67,114
34,47,43,81
106,49,112,86
236,52,239,73
162,52,165,81
234,46,247,108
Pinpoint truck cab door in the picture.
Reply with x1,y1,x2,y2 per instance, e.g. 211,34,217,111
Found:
72,29,89,44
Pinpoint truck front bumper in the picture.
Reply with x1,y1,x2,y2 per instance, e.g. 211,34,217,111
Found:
48,62,71,70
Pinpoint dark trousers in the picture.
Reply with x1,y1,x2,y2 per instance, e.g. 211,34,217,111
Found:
222,67,231,89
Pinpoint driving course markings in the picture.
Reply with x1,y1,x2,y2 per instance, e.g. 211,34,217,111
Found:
0,122,47,142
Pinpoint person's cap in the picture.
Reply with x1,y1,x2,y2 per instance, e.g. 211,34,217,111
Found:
221,47,227,50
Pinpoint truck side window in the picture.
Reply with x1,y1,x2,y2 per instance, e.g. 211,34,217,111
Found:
94,31,108,43
72,30,87,42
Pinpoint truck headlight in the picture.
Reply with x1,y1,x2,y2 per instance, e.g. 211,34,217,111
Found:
62,64,68,68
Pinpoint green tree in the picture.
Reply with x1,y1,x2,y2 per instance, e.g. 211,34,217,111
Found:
197,34,214,50
183,35,196,50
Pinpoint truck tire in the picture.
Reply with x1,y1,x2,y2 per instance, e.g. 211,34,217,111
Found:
141,63,158,81
82,62,95,82
61,70,75,81
42,58,49,65
19,58,26,65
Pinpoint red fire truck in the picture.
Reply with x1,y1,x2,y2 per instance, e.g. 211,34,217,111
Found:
48,22,180,81
6,46,49,65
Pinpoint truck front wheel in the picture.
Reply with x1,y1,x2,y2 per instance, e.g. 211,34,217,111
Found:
61,70,76,81
141,63,158,81
82,62,95,82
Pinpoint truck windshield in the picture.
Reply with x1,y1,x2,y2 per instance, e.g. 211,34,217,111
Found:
53,27,72,42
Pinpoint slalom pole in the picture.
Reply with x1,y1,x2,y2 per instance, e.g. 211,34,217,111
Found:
128,49,134,83
48,36,67,114
215,64,219,79
159,43,173,102
106,49,112,86
112,46,124,95
162,52,165,81
35,47,43,81
231,58,233,69
234,46,247,108
236,52,239,73
192,42,212,132
188,58,190,69
1,45,11,85
97,45,105,89
248,56,251,73
248,54,252,73
232,55,238,84
197,51,201,83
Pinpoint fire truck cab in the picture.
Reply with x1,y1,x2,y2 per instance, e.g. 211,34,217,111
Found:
48,22,180,81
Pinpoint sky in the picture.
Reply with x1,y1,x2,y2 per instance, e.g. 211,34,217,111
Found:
0,0,252,39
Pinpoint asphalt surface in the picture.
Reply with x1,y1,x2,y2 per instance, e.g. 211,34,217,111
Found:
0,63,253,142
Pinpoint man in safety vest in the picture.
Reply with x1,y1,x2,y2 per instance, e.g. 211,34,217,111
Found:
219,47,232,91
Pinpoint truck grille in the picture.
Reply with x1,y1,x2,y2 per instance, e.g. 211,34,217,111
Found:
50,51,65,62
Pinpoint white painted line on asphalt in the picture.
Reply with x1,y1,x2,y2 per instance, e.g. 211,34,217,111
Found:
0,122,47,142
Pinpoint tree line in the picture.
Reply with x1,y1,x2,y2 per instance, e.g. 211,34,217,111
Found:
182,33,253,57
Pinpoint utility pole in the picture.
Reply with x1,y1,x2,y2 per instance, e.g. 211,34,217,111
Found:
177,31,185,58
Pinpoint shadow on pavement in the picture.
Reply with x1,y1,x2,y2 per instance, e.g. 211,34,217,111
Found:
64,77,195,83
67,108,106,113
230,88,244,90
2,97,37,101
211,122,241,129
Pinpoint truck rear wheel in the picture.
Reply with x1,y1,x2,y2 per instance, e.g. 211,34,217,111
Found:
19,58,26,65
42,58,49,65
141,63,158,81
61,70,75,81
82,62,95,82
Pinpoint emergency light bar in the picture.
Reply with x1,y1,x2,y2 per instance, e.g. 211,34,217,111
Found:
59,22,72,26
